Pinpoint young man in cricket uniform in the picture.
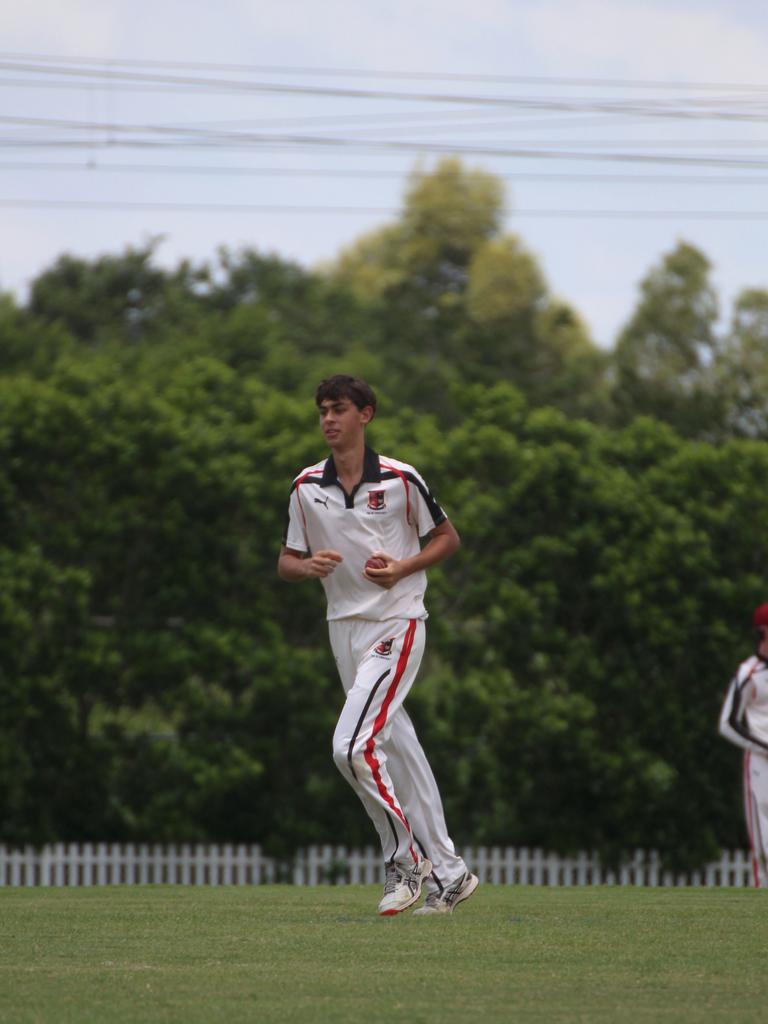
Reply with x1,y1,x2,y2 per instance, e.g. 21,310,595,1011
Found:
719,602,768,887
278,375,478,916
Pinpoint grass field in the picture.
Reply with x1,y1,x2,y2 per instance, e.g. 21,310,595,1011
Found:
1,884,766,1023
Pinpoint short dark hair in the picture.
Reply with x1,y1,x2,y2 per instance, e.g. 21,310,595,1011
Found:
315,375,377,416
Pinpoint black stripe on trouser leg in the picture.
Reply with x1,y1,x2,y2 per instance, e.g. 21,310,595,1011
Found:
414,833,444,892
346,669,391,782
385,812,401,862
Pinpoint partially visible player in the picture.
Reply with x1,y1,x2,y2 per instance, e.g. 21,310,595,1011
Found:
277,374,478,916
718,603,768,887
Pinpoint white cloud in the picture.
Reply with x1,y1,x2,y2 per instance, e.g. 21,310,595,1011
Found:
233,0,519,73
3,0,766,85
517,0,768,81
0,1,122,55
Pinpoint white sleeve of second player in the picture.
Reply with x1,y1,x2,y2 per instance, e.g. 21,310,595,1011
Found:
408,468,448,538
282,486,310,554
718,671,768,755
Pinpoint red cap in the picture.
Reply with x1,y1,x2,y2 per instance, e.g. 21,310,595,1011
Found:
753,604,768,628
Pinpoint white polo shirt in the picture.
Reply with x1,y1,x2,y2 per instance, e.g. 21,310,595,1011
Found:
282,446,448,621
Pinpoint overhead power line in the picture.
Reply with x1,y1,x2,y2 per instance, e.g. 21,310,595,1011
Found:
2,161,768,186
1,60,768,122
0,197,766,220
2,52,767,234
3,115,768,169
1,50,768,93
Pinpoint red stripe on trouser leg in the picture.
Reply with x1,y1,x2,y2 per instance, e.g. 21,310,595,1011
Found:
744,752,761,888
364,619,418,863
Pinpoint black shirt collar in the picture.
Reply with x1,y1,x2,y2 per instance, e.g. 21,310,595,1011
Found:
321,445,381,487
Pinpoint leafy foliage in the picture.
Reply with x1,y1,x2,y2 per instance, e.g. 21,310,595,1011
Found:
1,159,766,866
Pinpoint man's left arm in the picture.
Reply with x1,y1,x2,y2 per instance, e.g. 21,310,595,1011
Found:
365,520,460,590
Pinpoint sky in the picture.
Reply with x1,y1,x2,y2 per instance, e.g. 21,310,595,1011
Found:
1,0,767,347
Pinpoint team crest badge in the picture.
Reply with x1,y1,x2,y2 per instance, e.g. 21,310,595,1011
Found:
367,490,386,511
374,638,394,657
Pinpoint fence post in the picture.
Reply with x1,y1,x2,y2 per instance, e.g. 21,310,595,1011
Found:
178,844,190,885
163,844,176,885
348,848,362,885
732,849,748,887
209,844,220,886
704,858,716,887
125,843,138,885
262,847,275,884
68,843,82,886
531,849,545,886
251,844,262,884
591,852,603,885
81,843,94,887
0,844,756,888
9,848,21,887
232,844,246,885
292,848,306,885
646,850,659,888
193,845,206,885
514,847,524,885
502,848,514,885
475,846,488,884
307,847,319,885
488,847,503,885
320,845,334,884
633,849,646,887
574,851,589,886
39,845,51,887
363,847,379,884
94,843,108,886
150,844,163,885
334,846,349,885
22,845,36,886
221,844,234,886
545,852,560,886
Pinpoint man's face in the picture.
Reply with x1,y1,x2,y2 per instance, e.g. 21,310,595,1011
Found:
318,397,372,449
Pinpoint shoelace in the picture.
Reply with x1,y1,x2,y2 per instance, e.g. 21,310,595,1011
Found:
383,862,401,895
425,873,468,907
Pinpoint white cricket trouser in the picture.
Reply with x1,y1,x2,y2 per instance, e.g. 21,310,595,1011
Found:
744,751,768,887
329,616,467,893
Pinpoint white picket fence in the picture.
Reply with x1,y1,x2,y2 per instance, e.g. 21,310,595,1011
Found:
0,844,756,888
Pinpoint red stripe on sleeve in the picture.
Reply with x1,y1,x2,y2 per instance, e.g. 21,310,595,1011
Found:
380,461,412,525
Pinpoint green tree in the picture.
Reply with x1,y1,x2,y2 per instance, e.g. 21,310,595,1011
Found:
613,241,720,435
0,293,77,375
27,240,189,345
396,390,763,866
465,237,611,419
4,221,767,869
712,289,768,438
327,159,607,419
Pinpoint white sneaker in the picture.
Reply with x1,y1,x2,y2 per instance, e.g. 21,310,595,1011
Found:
377,856,433,916
412,871,479,915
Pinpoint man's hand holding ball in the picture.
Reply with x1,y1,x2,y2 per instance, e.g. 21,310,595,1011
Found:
364,553,401,590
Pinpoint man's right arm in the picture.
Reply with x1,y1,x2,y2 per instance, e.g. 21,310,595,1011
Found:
277,546,343,582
